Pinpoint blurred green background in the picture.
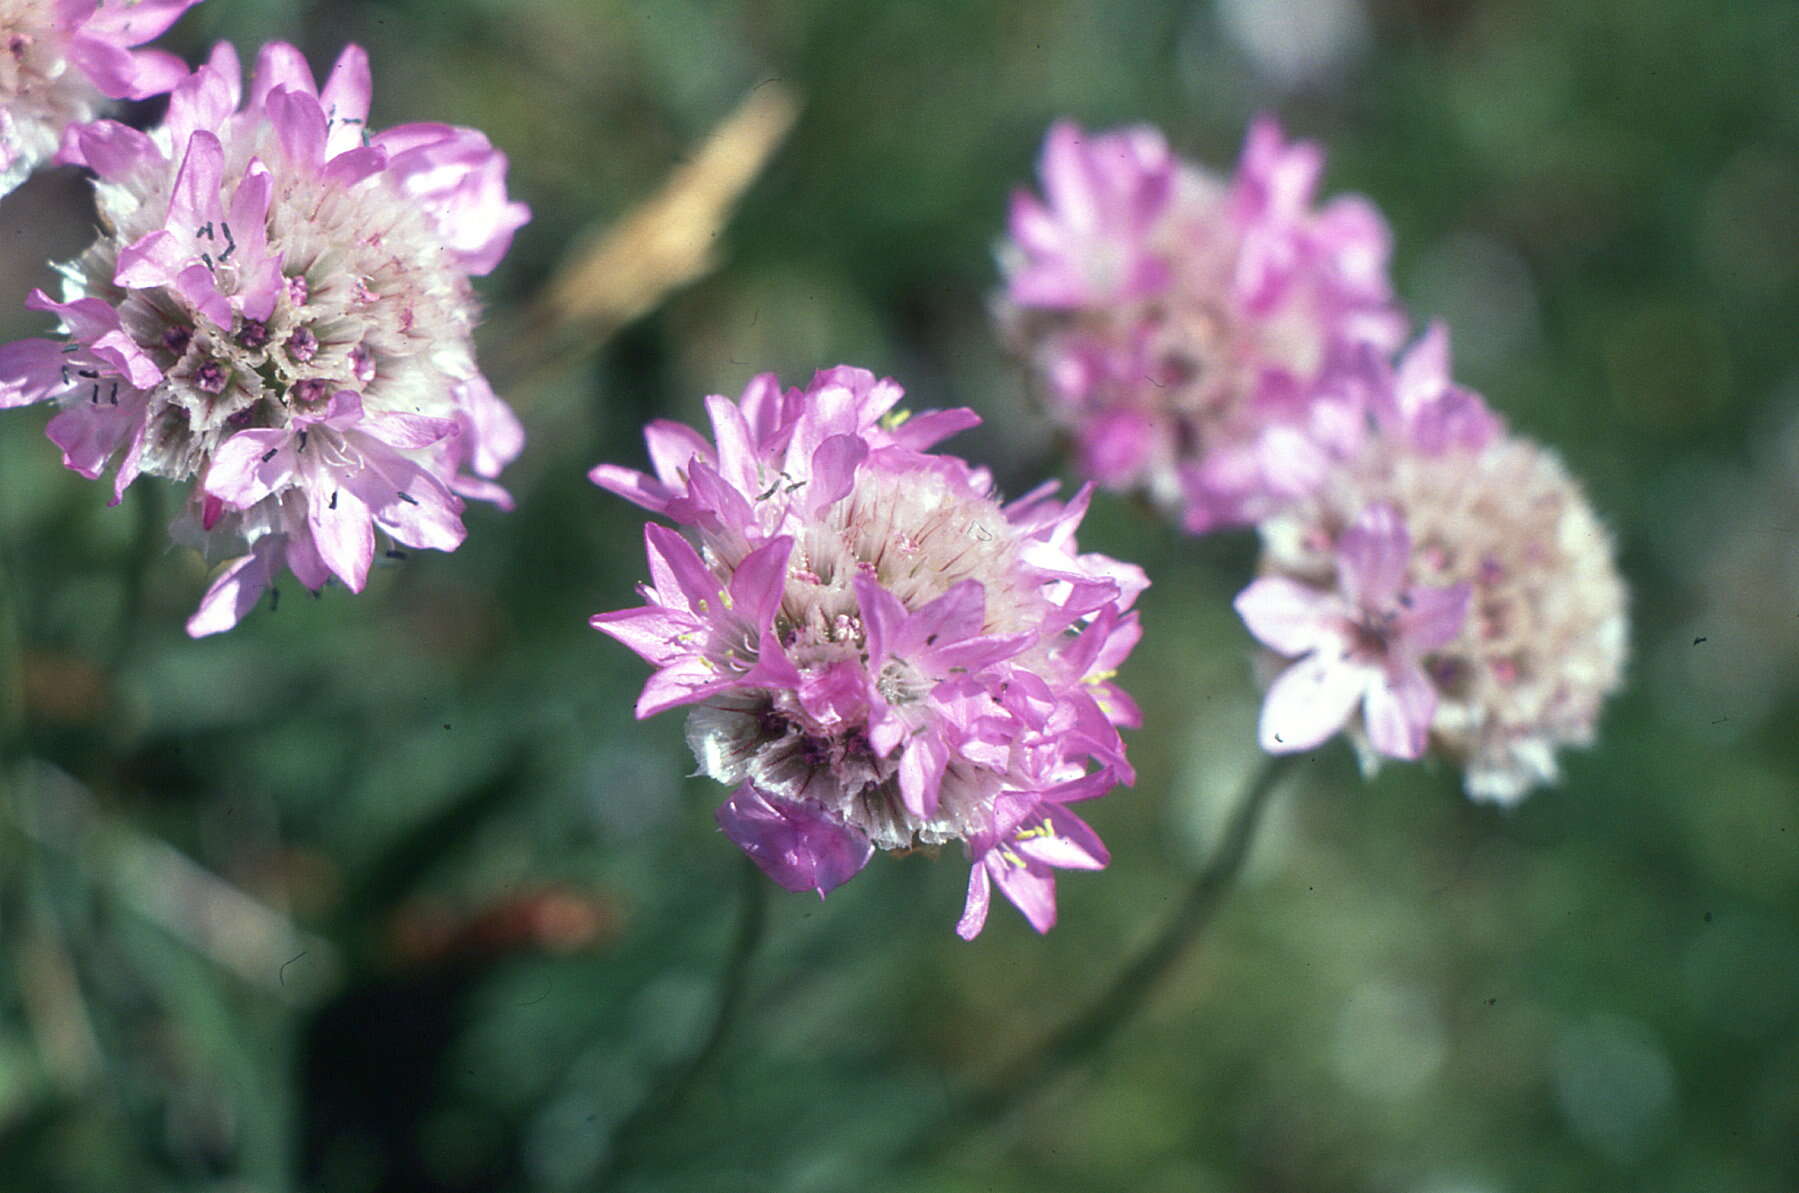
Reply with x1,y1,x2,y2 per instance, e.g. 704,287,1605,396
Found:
1,0,1795,1190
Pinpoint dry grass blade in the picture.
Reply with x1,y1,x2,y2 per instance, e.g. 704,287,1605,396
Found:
500,83,800,392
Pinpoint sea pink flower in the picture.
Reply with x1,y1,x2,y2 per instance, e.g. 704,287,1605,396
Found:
996,115,1406,532
0,42,529,635
0,0,206,195
1247,329,1628,801
1236,503,1469,758
591,366,1146,937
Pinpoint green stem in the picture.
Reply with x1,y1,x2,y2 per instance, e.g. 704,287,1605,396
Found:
907,751,1299,1161
596,855,769,1189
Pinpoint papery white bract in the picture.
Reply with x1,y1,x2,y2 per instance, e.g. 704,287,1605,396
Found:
591,367,1146,937
996,116,1406,532
0,41,529,634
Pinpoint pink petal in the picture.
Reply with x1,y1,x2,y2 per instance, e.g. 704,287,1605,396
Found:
1258,652,1369,753
589,605,701,667
928,630,1032,674
642,418,713,487
66,35,144,99
795,659,868,726
727,535,793,631
1234,576,1340,658
88,330,163,389
369,476,466,553
636,659,732,718
64,120,158,178
164,57,239,149
284,528,330,591
716,785,873,899
320,146,388,187
908,579,986,651
174,262,232,327
114,229,187,289
1014,804,1110,870
45,394,141,478
1040,122,1099,233
167,130,224,232
851,573,908,664
307,483,375,591
0,339,69,408
1364,662,1437,760
990,855,1058,934
453,375,523,478
737,372,788,444
643,523,720,613
359,411,459,450
25,291,119,342
267,88,328,167
898,732,949,819
1338,503,1411,611
955,863,993,941
319,44,373,157
185,537,283,638
249,42,318,111
74,0,201,48
1397,582,1471,652
97,46,189,100
206,429,295,507
587,463,671,514
887,407,980,452
805,433,867,514
704,392,758,496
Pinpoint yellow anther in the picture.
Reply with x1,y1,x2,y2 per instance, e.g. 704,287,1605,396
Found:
880,408,912,430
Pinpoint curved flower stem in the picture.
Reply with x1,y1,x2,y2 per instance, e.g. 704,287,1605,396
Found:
596,855,770,1190
907,751,1300,1162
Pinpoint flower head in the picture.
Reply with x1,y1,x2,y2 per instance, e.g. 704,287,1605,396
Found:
0,0,205,195
0,42,529,634
997,116,1406,531
592,367,1145,937
1242,331,1628,801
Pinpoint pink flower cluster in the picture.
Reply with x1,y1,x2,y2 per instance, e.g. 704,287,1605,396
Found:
0,41,528,634
997,117,1406,532
1235,327,1628,802
0,0,206,194
591,367,1145,937
999,114,1626,803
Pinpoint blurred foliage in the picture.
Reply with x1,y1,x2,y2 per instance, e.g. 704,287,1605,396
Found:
1,0,1795,1191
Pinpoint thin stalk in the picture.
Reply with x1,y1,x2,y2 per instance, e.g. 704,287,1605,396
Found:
595,856,769,1190
907,751,1299,1161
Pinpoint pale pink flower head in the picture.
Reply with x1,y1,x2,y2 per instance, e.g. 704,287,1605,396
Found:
1246,332,1628,801
591,366,1146,937
997,115,1407,532
0,0,205,195
0,42,530,635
